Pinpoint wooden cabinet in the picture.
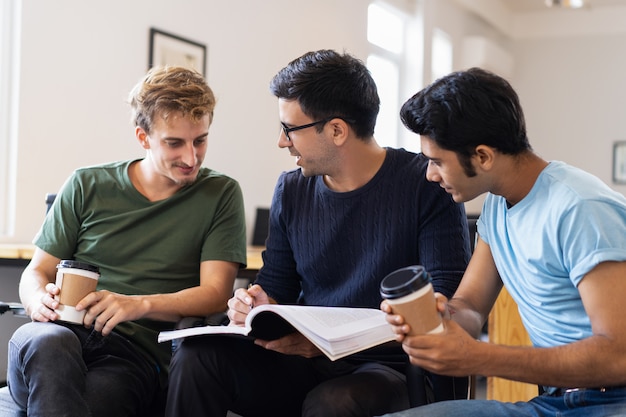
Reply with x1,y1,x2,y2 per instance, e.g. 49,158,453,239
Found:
487,287,537,401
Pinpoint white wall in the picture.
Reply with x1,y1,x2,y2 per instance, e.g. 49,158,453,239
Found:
8,0,371,243
514,33,626,191
7,0,626,242
433,0,626,213
423,0,513,214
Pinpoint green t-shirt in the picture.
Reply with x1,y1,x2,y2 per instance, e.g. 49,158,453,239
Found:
34,159,247,383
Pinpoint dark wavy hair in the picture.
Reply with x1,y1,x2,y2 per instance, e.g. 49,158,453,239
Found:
269,50,379,139
400,67,531,175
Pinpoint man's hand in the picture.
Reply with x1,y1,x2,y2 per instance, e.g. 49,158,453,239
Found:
254,332,322,358
227,284,271,326
381,293,451,341
381,296,481,377
399,319,481,376
77,290,148,336
27,282,60,322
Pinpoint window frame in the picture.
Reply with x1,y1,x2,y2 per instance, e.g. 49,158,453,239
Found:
0,0,21,237
367,0,422,153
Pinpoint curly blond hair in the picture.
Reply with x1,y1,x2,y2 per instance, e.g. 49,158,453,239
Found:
128,66,216,133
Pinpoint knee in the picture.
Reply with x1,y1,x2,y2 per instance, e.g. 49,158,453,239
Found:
303,384,361,417
302,368,410,417
169,337,229,378
7,322,81,405
9,322,78,364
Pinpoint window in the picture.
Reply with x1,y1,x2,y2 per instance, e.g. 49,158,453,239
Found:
367,2,421,153
431,28,452,82
0,0,20,237
367,3,403,150
368,3,404,54
367,54,399,149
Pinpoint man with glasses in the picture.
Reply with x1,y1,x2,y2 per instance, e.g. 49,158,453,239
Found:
280,115,354,141
165,50,470,417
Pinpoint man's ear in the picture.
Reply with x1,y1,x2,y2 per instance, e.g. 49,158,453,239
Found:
135,126,150,149
473,144,496,171
328,118,350,146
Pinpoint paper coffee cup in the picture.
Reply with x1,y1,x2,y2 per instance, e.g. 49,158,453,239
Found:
380,265,443,335
54,260,100,324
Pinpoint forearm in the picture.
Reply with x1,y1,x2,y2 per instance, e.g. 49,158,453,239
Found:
443,297,591,386
447,298,485,339
19,266,54,315
139,259,239,322
134,284,231,322
475,336,626,388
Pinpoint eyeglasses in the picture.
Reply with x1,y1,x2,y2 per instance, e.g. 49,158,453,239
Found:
280,116,341,141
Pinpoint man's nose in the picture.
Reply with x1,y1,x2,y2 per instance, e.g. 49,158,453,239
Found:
278,130,291,148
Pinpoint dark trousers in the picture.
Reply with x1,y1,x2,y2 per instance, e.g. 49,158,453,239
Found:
165,336,411,417
8,322,161,417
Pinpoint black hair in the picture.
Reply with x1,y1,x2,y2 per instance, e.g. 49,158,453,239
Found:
400,67,531,174
270,50,380,138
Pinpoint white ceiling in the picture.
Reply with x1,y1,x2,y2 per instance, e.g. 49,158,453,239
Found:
498,0,626,13
455,0,626,38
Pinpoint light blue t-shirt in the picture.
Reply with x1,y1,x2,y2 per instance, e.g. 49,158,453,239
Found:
478,161,626,348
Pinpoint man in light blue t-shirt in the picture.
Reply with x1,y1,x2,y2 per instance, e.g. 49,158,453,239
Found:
380,67,626,417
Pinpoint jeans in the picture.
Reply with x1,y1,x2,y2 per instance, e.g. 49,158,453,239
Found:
7,321,160,417
378,388,626,417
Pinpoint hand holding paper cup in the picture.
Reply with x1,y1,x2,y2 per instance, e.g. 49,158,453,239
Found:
380,265,443,335
54,260,100,324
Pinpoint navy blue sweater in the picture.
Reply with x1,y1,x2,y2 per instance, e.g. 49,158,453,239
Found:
257,148,470,309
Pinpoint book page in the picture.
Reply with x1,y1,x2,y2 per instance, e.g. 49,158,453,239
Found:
158,304,396,361
157,321,248,342
275,305,391,342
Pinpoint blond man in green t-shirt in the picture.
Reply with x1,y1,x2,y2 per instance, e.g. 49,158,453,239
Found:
6,66,247,417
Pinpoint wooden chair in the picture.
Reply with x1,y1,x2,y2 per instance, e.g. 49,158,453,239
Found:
487,288,536,401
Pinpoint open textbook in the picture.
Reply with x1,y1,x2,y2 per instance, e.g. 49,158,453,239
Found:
158,304,397,361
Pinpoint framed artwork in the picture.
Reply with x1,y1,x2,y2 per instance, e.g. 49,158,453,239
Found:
612,141,626,184
148,28,207,76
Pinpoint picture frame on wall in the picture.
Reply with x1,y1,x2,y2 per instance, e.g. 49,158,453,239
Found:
612,141,626,184
148,28,207,76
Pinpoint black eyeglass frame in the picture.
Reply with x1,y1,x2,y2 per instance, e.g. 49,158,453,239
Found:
280,116,353,141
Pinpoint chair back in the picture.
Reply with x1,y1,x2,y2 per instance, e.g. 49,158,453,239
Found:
45,193,56,213
251,207,269,246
